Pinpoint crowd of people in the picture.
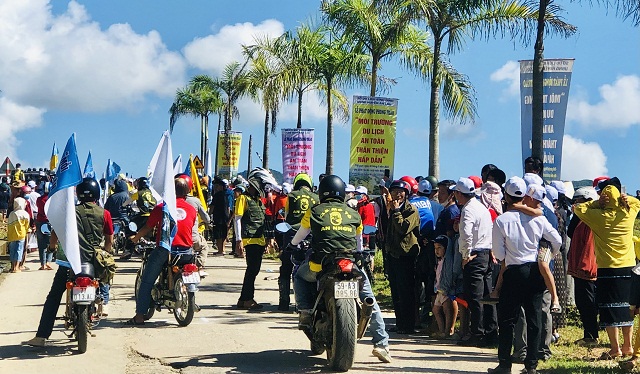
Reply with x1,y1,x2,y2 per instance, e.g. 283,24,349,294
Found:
6,157,640,373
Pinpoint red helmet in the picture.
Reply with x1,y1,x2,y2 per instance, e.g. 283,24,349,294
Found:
400,176,418,195
174,173,193,190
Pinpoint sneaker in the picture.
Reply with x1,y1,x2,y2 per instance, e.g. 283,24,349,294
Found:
522,368,538,374
199,270,209,278
23,337,46,347
574,338,598,347
487,365,512,374
372,346,392,363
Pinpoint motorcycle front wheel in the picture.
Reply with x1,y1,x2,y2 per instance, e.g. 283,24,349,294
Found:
76,305,89,354
134,268,155,320
173,278,195,327
326,297,357,372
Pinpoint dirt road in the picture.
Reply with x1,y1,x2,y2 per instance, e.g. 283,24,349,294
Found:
0,250,520,373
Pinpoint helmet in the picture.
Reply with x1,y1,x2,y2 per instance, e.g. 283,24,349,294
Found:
317,175,346,203
77,178,100,202
174,173,193,190
136,177,150,190
426,175,438,191
389,180,411,195
20,185,32,195
418,179,432,195
175,176,191,198
293,173,313,190
247,168,280,198
400,176,418,195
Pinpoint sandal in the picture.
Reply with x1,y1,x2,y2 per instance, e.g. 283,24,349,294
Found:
620,357,639,371
45,264,53,270
38,266,46,270
550,303,562,314
123,317,145,326
598,350,622,360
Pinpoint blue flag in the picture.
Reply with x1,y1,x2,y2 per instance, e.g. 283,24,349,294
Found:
106,159,121,182
45,133,83,274
83,151,95,179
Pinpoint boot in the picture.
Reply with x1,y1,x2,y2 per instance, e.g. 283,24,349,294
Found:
277,278,290,311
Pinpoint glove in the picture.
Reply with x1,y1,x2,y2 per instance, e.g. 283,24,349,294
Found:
285,243,299,253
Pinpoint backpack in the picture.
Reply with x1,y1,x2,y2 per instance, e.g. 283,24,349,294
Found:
94,249,117,284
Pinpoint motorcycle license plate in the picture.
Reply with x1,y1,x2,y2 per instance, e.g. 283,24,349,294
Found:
72,287,96,302
334,281,358,299
182,272,201,284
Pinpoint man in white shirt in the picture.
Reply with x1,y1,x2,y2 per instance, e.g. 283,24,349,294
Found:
454,177,497,347
488,177,561,374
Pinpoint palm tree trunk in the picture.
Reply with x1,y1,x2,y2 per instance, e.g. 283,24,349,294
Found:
428,40,442,180
214,113,221,175
370,55,379,97
203,116,209,167
262,110,270,169
297,88,303,129
248,135,253,173
326,77,334,175
531,0,548,164
200,115,206,163
224,99,232,178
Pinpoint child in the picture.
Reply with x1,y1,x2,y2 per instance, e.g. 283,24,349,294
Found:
7,197,31,273
432,234,462,338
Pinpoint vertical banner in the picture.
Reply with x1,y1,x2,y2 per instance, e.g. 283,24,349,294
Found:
520,59,574,181
216,131,242,177
348,96,397,190
281,128,314,184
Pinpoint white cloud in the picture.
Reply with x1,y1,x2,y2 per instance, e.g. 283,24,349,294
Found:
0,0,186,112
561,134,607,181
183,20,285,75
0,98,46,162
490,60,520,99
567,75,640,130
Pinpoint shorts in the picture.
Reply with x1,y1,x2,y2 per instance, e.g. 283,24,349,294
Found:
9,240,24,262
211,224,229,240
434,292,449,307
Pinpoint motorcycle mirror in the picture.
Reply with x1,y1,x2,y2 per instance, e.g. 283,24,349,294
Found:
128,222,138,232
363,225,377,235
275,222,292,233
40,223,51,235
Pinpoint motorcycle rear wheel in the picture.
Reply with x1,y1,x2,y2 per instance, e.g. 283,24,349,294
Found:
134,268,155,320
76,305,89,354
326,297,357,372
173,278,195,327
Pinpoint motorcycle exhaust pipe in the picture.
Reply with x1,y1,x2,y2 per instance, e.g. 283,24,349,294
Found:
357,297,375,339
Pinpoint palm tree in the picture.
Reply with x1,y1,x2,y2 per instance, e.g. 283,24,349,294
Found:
322,0,426,96
407,0,576,178
304,24,371,174
243,44,286,169
169,75,223,163
214,61,252,177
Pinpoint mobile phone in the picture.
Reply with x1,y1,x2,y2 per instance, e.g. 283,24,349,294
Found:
621,185,626,195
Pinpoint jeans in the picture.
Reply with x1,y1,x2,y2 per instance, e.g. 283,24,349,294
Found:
36,222,53,265
497,262,545,370
239,244,264,301
463,250,497,337
294,261,389,348
36,266,70,338
136,248,169,315
99,283,110,305
9,240,24,262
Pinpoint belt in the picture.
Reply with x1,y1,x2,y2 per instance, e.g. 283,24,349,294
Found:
470,248,490,254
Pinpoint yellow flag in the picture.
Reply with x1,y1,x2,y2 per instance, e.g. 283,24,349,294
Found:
49,143,59,170
189,155,207,232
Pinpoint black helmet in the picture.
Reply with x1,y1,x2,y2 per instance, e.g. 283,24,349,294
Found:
317,175,346,203
77,178,100,202
389,179,411,195
136,177,150,190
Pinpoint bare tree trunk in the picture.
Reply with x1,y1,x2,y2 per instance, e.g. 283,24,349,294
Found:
325,78,334,175
297,88,303,129
214,113,221,176
531,0,548,164
247,135,253,174
262,110,270,169
428,40,442,180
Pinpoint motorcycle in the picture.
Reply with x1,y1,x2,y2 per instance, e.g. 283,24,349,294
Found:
275,222,376,372
131,222,201,327
41,223,102,353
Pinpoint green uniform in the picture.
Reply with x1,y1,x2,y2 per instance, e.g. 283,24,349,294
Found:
56,202,106,265
136,188,156,216
300,201,362,263
285,188,319,230
235,193,266,246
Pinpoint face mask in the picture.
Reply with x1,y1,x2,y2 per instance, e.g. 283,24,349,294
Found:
355,195,363,201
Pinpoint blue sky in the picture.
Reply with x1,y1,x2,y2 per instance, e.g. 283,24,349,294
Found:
1,0,639,191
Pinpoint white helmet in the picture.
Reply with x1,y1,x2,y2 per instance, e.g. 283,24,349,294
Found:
247,168,280,197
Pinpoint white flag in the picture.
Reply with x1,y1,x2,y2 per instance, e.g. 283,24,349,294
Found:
45,134,83,274
149,131,177,220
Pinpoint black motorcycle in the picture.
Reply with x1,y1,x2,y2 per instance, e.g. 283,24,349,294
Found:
63,263,102,353
276,222,375,372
